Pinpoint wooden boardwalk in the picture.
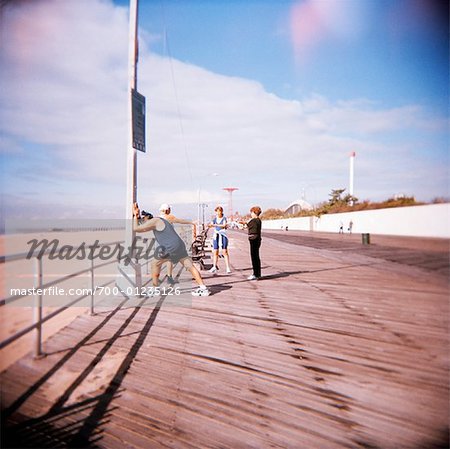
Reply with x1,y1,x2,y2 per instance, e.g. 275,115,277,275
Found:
1,231,448,449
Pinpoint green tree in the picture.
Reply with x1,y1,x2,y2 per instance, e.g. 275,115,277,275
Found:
328,188,346,206
343,193,358,205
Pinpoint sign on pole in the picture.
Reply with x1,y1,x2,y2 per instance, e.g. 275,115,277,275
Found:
132,88,146,152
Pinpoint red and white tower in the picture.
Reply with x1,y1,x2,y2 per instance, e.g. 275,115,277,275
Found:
223,187,239,221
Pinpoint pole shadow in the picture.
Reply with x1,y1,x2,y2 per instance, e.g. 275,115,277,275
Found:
1,297,130,418
2,295,166,448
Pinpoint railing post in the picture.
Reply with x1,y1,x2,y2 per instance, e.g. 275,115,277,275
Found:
0,239,126,354
146,238,151,275
90,254,95,315
33,257,43,358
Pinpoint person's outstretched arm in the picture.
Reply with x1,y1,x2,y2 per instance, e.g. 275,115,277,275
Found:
169,216,197,237
170,217,195,225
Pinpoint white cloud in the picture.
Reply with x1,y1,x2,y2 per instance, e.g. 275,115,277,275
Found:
0,0,447,220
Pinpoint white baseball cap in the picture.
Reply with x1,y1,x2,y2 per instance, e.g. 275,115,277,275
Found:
159,203,171,211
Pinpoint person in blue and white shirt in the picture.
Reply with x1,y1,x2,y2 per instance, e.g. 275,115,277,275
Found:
208,206,231,274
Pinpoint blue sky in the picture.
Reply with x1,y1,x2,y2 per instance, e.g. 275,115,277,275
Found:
0,0,448,221
131,0,448,111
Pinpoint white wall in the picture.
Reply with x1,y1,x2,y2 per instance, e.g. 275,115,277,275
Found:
262,203,450,238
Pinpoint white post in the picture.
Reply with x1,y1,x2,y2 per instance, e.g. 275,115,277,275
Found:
117,0,141,296
349,151,355,205
125,0,139,250
90,256,95,315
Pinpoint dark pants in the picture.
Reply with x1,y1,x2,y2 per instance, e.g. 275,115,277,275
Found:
249,238,261,278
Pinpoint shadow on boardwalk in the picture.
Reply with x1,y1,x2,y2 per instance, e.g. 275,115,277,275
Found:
2,296,166,448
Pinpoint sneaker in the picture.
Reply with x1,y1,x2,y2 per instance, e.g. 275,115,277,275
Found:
247,275,258,281
144,288,158,298
167,275,176,285
226,268,232,274
192,286,210,297
209,266,217,273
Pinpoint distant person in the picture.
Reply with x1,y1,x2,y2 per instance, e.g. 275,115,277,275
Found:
339,221,344,234
133,203,210,296
285,225,288,231
240,206,262,280
208,206,231,274
348,220,353,234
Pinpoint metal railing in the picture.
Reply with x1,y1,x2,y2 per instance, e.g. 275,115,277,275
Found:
0,237,155,358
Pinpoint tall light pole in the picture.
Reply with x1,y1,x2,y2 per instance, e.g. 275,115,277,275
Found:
200,203,208,229
125,0,139,249
197,172,219,227
118,0,146,294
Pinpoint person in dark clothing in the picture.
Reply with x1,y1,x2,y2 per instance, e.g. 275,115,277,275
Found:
244,206,262,280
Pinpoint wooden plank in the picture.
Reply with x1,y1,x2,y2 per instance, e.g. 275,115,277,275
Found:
1,231,448,449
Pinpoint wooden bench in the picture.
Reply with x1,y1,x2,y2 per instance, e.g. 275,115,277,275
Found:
191,229,209,270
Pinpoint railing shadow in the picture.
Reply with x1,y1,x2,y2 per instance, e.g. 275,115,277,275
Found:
2,295,166,448
1,297,129,418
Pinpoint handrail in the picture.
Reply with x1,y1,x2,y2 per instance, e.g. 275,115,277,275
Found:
0,235,155,357
0,258,119,306
0,239,156,305
0,279,114,351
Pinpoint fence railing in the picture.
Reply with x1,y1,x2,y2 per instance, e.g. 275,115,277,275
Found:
0,237,155,358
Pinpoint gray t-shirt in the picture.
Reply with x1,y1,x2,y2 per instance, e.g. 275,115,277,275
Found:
153,218,188,262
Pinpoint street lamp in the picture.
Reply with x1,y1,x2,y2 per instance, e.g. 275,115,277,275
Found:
197,172,219,227
199,203,208,230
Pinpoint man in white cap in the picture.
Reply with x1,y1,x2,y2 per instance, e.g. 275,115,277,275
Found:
133,203,210,296
159,203,197,231
157,203,197,285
